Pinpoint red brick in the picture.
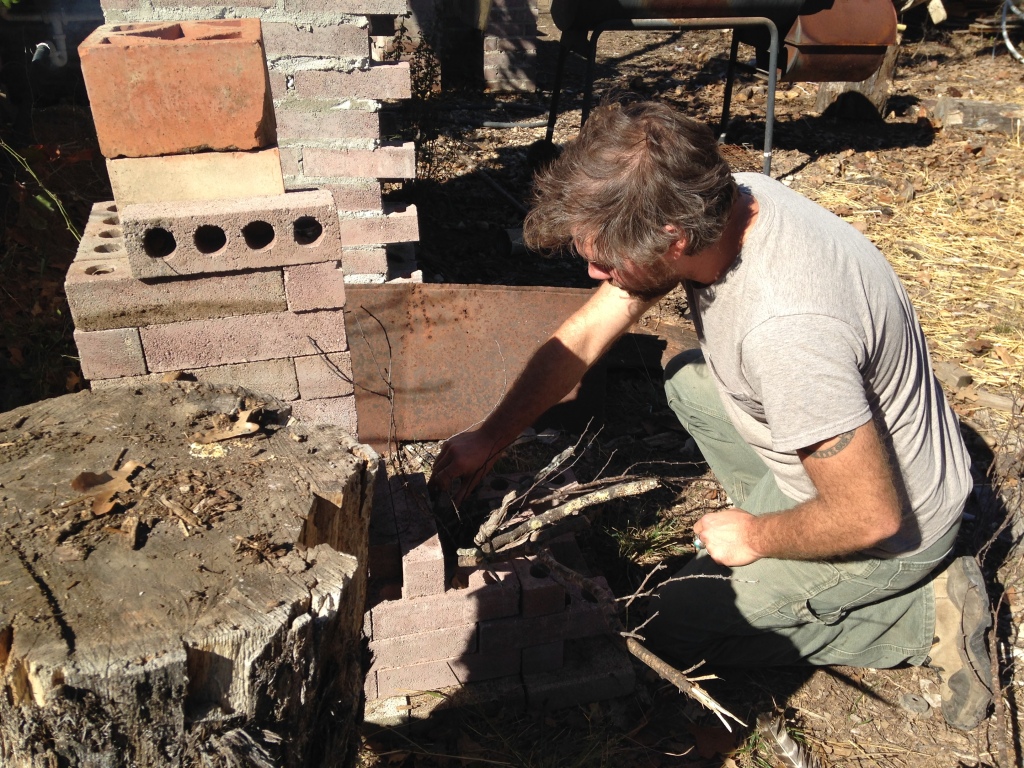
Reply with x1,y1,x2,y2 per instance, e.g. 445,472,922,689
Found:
370,592,465,640
483,36,538,53
293,62,411,101
284,261,346,312
376,658,459,697
391,473,444,599
79,20,275,158
303,144,415,180
139,309,346,372
262,22,368,59
91,359,300,401
321,182,382,212
66,252,287,332
512,558,566,617
74,327,147,379
460,562,521,623
121,190,341,279
284,0,407,12
290,395,357,432
522,640,563,674
369,623,477,670
275,107,380,142
452,650,521,684
293,352,354,399
338,204,419,245
342,247,388,275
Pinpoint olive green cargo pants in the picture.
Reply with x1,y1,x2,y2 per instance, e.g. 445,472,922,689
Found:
644,350,959,668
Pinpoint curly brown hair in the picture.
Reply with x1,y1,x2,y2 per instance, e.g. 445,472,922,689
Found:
523,100,737,271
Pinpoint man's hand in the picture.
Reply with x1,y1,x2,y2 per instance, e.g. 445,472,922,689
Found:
429,428,507,506
693,508,764,567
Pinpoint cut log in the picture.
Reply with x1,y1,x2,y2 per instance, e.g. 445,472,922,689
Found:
0,382,377,767
932,96,1024,135
813,42,901,119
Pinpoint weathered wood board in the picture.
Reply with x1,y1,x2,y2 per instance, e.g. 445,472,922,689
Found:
0,383,377,767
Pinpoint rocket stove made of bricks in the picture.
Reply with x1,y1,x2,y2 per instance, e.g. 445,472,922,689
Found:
70,17,421,429
363,472,635,721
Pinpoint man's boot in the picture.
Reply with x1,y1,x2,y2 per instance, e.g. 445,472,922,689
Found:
928,556,993,730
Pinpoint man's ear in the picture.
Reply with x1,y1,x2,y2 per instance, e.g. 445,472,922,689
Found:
663,226,690,261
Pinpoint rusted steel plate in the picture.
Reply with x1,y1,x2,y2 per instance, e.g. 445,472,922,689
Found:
344,283,600,450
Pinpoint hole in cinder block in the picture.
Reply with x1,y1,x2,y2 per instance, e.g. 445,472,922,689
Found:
142,227,177,258
97,229,121,238
529,563,551,579
489,478,510,491
293,216,324,246
102,217,119,226
104,204,117,213
93,243,122,254
242,221,275,251
580,589,598,603
194,225,227,255
84,265,116,276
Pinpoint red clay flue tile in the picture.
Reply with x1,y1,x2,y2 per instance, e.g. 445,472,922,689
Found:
79,20,276,158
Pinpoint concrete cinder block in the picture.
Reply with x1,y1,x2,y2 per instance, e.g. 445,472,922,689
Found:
292,62,411,101
369,623,478,670
79,20,275,158
321,181,383,212
139,309,346,372
303,144,416,180
283,0,407,12
106,150,285,207
512,558,566,618
338,204,420,246
74,327,147,380
341,247,388,276
477,608,570,655
391,473,445,599
524,636,635,711
522,640,564,674
294,352,354,400
275,107,380,142
461,562,521,623
290,395,357,432
121,190,341,279
90,359,301,401
369,466,401,584
284,261,346,313
261,21,368,59
66,250,287,332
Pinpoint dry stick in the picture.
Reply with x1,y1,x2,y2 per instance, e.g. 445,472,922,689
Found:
534,549,746,731
458,516,591,567
484,477,659,554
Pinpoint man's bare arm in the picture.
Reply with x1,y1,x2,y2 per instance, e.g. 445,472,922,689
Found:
430,282,658,500
694,418,904,566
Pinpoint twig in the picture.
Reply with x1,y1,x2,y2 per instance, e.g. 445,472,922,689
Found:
484,477,659,553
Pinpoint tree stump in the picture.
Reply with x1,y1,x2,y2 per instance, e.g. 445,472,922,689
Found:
813,42,901,120
0,382,378,767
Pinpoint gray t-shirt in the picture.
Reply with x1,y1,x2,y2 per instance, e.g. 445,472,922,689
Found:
689,172,971,557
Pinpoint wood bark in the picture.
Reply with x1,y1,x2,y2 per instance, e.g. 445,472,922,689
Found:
0,382,378,768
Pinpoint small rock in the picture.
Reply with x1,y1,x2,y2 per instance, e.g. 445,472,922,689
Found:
899,692,931,716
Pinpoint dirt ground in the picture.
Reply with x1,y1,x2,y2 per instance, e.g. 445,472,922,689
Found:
1,4,1023,767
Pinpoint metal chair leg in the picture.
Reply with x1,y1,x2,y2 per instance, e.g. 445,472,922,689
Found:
546,39,570,143
762,20,779,175
719,32,740,142
580,30,602,127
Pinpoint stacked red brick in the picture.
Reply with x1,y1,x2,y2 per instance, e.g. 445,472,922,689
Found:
94,0,418,283
68,20,358,429
363,473,635,723
485,0,539,92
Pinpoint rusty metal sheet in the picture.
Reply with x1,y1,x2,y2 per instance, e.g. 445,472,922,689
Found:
344,283,600,451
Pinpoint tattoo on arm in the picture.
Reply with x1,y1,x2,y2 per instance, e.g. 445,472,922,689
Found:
809,430,856,458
